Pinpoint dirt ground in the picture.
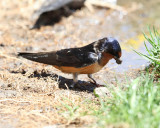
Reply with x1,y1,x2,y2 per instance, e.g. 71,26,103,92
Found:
0,0,140,128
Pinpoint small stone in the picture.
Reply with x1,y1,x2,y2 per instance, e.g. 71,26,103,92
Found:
0,81,8,88
94,87,110,97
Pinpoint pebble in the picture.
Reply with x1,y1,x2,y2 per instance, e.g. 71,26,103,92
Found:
94,87,111,97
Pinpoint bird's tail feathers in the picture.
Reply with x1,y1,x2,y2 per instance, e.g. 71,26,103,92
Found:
18,52,57,65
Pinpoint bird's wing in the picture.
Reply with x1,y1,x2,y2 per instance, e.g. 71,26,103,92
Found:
18,48,99,68
56,48,99,67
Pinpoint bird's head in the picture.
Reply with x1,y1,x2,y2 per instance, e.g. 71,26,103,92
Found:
94,37,122,64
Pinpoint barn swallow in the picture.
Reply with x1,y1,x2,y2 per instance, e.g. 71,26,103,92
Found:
18,37,122,87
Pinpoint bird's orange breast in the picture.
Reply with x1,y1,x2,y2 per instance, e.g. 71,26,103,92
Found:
53,53,114,74
54,62,102,74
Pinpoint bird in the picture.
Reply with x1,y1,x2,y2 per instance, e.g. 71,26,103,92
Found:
18,37,122,87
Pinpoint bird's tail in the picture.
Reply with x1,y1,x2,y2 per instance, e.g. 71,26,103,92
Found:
18,52,57,65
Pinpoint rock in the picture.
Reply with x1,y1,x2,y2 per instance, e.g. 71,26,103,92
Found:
94,87,111,97
0,80,8,88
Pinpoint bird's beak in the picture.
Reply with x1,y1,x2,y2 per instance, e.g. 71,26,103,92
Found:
114,56,122,64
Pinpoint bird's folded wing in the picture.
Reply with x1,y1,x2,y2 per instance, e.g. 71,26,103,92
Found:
56,49,99,67
18,49,99,68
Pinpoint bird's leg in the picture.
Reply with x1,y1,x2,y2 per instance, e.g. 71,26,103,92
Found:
88,74,97,84
70,73,78,88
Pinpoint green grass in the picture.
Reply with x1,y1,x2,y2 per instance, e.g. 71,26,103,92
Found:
134,27,160,70
93,73,160,128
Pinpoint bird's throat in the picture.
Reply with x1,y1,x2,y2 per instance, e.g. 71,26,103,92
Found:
99,52,114,66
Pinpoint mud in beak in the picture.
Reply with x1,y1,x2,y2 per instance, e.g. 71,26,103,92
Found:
114,56,122,64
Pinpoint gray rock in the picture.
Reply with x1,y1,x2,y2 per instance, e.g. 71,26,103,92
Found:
94,87,111,97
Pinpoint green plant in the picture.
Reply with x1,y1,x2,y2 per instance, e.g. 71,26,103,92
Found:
134,27,160,69
94,73,160,128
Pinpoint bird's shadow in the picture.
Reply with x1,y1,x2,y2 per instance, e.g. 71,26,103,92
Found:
11,69,97,92
29,70,97,92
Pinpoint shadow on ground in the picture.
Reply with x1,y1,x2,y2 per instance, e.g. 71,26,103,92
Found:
11,69,98,92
